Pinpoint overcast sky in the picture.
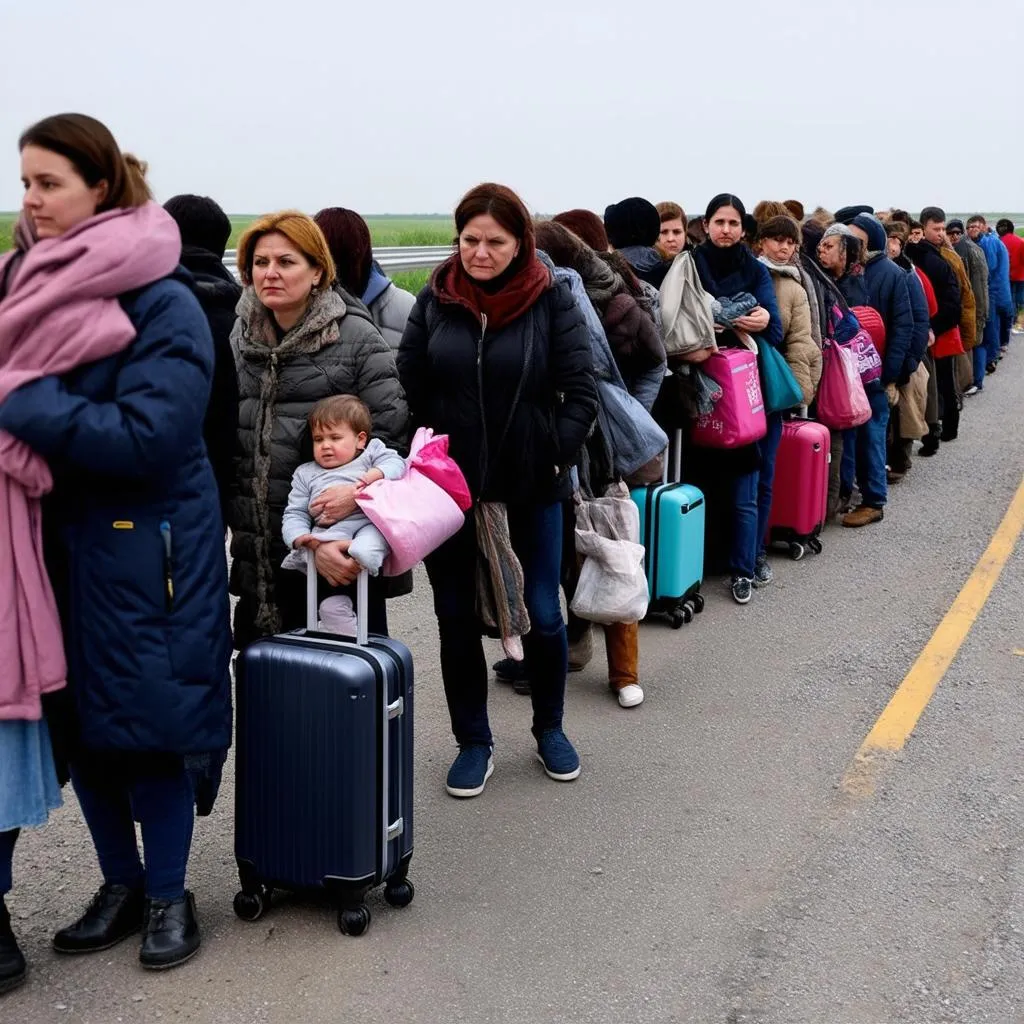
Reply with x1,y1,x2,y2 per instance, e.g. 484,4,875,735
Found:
2,0,1021,218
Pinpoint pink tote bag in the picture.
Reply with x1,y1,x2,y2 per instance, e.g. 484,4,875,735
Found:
691,347,768,448
815,339,872,430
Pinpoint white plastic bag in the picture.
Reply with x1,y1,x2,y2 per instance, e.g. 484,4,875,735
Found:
569,484,649,625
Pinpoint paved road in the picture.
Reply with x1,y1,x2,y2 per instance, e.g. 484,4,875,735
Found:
8,349,1024,1024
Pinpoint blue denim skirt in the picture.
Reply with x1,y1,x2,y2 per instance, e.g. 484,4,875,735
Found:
0,719,63,831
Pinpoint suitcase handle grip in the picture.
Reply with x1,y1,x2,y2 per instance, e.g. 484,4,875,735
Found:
305,549,369,646
662,427,683,486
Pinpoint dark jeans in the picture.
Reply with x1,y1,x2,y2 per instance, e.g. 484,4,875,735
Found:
935,355,959,440
424,503,567,747
999,306,1013,351
756,412,785,560
729,470,759,579
70,759,195,901
977,317,999,385
840,387,890,508
0,829,17,895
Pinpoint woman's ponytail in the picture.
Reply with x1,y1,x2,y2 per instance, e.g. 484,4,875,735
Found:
121,153,153,207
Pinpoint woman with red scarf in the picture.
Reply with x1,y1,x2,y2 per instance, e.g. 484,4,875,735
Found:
397,183,597,799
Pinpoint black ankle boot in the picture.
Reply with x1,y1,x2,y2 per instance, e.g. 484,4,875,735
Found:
140,892,200,970
53,883,145,954
0,899,27,995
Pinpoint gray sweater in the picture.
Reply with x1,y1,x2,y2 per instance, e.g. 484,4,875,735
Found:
280,438,405,574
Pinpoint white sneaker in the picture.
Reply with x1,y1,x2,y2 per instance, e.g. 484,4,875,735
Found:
616,684,645,708
964,385,980,396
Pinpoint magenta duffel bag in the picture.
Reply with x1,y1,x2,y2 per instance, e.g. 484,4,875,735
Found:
691,347,767,449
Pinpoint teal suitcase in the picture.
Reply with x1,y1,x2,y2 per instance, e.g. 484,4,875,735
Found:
630,481,706,628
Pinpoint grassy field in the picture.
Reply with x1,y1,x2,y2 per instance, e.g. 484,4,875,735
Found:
0,212,454,254
4,210,1023,257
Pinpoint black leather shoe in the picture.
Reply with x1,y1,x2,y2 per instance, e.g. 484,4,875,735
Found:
140,892,200,970
53,883,145,954
0,900,27,995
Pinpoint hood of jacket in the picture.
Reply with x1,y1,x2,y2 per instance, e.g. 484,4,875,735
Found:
851,213,888,259
361,261,392,307
180,244,241,312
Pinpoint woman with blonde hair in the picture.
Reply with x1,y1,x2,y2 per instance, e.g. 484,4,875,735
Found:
229,211,407,648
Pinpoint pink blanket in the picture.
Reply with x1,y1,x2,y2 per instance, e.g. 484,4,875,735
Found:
0,203,180,719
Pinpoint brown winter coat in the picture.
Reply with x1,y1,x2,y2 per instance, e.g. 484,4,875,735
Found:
759,257,821,405
939,247,977,351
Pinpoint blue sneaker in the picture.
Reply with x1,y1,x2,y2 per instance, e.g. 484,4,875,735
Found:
535,728,581,782
445,745,494,798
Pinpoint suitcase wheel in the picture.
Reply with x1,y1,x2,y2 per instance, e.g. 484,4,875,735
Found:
808,537,823,555
338,904,371,937
788,542,806,561
233,889,268,922
692,593,705,614
384,879,415,908
670,610,685,629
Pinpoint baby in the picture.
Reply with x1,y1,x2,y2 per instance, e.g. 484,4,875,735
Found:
281,394,405,634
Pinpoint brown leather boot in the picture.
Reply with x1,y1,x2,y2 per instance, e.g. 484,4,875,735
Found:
841,505,884,528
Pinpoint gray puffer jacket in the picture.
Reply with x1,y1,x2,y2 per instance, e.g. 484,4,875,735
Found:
229,285,408,645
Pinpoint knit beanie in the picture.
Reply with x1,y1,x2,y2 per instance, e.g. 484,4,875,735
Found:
603,197,661,249
552,209,610,252
850,213,887,254
822,223,855,241
834,204,874,225
946,218,965,233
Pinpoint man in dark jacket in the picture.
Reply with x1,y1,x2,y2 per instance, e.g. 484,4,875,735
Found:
886,223,932,478
906,207,963,453
947,219,989,392
164,195,241,524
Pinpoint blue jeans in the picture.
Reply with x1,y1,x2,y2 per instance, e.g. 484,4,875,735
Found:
976,317,999,385
0,829,17,895
425,502,567,747
71,759,196,901
841,387,890,508
756,412,784,560
999,306,1014,351
729,469,759,579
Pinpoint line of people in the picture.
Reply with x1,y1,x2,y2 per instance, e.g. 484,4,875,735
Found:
1,111,1020,990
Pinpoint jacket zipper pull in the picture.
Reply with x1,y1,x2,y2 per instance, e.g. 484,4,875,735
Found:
160,521,174,612
478,313,488,363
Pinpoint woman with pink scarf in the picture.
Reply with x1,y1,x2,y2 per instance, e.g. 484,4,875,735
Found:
0,114,232,989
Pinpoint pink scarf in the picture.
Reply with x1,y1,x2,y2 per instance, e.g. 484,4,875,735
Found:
0,202,181,719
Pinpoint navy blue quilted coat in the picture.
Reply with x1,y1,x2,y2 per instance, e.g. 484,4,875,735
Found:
0,272,233,754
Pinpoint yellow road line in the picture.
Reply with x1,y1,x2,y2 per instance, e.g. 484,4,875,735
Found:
842,474,1024,798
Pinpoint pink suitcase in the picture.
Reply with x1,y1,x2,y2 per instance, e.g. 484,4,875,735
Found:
765,419,830,559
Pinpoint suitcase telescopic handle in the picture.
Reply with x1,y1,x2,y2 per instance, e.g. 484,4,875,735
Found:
305,548,369,646
662,427,683,486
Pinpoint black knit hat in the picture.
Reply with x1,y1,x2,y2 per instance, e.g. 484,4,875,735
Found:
603,197,661,249
834,204,874,225
947,218,965,233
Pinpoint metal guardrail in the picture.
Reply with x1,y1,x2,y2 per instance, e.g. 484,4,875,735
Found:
222,245,452,280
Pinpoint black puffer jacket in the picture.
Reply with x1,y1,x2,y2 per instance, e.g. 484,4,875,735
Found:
179,245,241,523
229,285,408,645
397,277,597,505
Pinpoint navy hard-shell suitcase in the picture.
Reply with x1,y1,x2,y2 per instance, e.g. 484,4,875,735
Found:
233,562,414,936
